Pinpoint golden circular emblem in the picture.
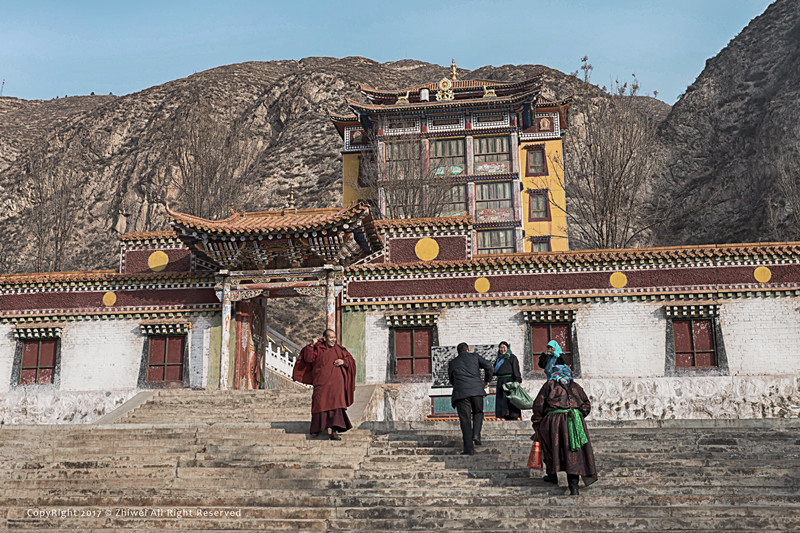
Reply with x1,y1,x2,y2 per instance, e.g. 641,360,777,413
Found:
102,292,117,307
754,266,772,283
415,238,440,261
474,277,491,293
609,271,628,288
148,251,170,272
439,77,452,91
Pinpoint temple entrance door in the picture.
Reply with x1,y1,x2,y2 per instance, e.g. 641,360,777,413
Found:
232,298,266,390
219,266,344,390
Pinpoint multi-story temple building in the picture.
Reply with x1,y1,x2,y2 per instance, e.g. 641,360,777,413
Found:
2,65,799,425
329,60,570,253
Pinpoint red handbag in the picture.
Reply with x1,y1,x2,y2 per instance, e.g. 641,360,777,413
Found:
527,441,543,469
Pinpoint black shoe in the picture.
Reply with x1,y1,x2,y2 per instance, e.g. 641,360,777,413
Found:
543,474,558,484
460,450,475,456
473,438,482,446
568,477,580,495
310,432,320,437
330,433,341,441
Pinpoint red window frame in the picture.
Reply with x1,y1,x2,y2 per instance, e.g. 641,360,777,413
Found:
531,322,573,371
19,339,57,385
528,189,551,221
673,318,717,368
393,327,433,376
524,145,548,176
147,335,186,382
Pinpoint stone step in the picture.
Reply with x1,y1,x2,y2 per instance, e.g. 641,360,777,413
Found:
324,515,799,531
7,508,794,532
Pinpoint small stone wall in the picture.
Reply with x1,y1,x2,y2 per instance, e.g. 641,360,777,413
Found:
0,390,138,425
364,375,800,422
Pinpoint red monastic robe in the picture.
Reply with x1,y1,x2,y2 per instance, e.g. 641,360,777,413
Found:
296,340,356,414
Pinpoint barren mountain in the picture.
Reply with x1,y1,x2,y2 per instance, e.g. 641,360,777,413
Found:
654,0,800,244
0,57,632,275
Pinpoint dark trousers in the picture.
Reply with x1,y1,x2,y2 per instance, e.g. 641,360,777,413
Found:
454,396,484,453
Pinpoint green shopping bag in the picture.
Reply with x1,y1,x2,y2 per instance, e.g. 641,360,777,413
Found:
502,381,534,410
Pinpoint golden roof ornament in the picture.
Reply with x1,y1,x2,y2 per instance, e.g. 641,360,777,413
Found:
450,58,458,80
482,84,497,98
395,90,410,105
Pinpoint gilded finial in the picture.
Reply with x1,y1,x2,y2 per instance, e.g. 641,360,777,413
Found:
450,58,458,80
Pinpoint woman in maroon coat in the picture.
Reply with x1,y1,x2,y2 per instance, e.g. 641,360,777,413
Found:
299,329,356,440
531,353,598,495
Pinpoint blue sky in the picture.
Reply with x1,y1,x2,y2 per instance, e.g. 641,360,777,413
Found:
1,0,774,104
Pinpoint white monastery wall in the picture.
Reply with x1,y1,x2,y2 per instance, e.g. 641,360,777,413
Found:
435,306,526,352
0,316,215,424
360,297,800,420
60,321,144,390
363,313,390,384
0,323,15,394
718,298,800,375
575,302,666,377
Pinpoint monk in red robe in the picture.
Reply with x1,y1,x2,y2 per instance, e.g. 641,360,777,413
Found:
297,329,356,440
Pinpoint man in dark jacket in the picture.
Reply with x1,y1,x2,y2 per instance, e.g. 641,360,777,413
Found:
448,342,494,455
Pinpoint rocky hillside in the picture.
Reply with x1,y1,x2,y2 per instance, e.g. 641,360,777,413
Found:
655,0,800,244
0,58,612,276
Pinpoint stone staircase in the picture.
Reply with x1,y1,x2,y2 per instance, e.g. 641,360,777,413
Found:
1,388,799,531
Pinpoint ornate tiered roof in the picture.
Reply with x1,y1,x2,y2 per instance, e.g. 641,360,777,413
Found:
167,204,375,236
166,202,383,270
359,76,542,105
346,88,540,115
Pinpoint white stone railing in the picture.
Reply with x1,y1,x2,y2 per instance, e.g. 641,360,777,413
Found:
263,325,303,381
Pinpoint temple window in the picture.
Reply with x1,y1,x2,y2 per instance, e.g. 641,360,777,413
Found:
474,136,511,174
17,339,58,385
524,310,579,376
528,189,550,221
476,229,515,254
530,236,551,252
393,327,433,376
673,319,717,368
475,182,513,212
532,322,573,367
440,184,468,216
145,336,186,383
12,326,63,387
140,322,190,386
429,138,465,177
664,306,729,376
525,146,547,176
387,314,438,378
384,140,422,180
385,188,416,218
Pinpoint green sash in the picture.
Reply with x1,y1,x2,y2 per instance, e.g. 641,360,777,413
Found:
547,408,588,451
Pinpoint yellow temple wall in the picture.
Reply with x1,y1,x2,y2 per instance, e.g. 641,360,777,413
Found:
342,153,362,207
520,139,568,252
